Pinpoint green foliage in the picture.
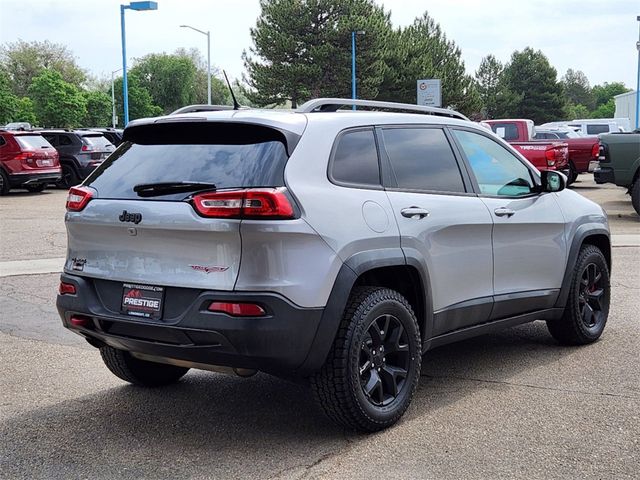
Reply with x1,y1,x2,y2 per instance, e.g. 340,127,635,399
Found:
83,90,112,127
561,69,594,110
565,103,590,121
0,40,86,97
475,55,505,119
243,0,392,107
0,70,19,123
28,69,86,128
378,13,481,116
498,48,565,124
14,97,37,125
113,73,162,126
590,99,616,119
591,82,630,109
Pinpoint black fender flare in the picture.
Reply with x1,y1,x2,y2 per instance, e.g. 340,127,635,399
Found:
295,247,434,376
555,225,611,309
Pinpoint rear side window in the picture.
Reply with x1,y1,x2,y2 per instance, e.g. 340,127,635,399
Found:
382,127,465,193
586,124,609,135
58,135,73,146
82,134,113,148
490,123,519,141
330,129,380,186
85,122,292,201
15,135,53,149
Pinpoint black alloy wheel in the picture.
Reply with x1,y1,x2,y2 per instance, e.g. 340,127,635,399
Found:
359,313,410,407
578,263,606,329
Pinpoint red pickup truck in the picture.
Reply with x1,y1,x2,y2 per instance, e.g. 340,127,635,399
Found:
484,119,597,184
484,119,569,174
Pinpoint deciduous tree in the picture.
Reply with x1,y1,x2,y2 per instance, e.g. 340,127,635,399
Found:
28,69,86,128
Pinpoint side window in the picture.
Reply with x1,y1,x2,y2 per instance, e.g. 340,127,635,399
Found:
331,129,380,186
452,129,535,197
0,136,6,147
58,135,73,146
382,127,465,193
43,134,57,146
586,124,609,135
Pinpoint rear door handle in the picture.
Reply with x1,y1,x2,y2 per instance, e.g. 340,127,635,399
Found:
494,207,515,217
401,207,430,219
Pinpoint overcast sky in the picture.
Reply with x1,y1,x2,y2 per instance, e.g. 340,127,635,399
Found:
0,0,637,89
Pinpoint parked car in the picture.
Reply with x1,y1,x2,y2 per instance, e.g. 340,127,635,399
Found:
3,122,33,131
37,129,116,188
0,129,61,195
542,119,628,136
534,127,600,184
484,119,570,176
57,99,611,432
82,128,124,147
594,130,640,214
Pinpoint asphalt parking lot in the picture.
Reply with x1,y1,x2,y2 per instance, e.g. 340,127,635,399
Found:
0,176,638,479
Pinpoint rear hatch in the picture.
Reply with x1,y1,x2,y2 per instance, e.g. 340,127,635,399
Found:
65,121,296,292
14,134,59,170
78,133,116,165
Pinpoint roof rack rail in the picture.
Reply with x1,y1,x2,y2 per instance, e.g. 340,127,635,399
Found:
296,98,469,121
170,104,250,115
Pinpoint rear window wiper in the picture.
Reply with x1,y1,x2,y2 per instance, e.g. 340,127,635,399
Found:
133,181,217,197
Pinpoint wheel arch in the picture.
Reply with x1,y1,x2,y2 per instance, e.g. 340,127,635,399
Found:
555,226,611,309
296,248,433,376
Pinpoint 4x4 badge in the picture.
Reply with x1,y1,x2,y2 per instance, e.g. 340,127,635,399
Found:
190,265,229,274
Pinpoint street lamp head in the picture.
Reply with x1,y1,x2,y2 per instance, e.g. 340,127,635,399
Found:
128,1,158,11
356,30,366,35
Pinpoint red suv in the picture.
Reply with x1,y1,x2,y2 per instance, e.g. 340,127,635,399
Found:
0,130,61,195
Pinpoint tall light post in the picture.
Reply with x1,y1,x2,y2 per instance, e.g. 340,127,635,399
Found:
111,68,122,128
181,24,211,105
120,1,158,126
351,30,365,110
635,16,640,130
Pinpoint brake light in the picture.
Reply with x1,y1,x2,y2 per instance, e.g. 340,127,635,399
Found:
591,142,600,159
208,302,266,317
66,186,93,211
81,144,93,151
192,188,295,219
545,148,557,166
15,152,35,164
59,281,76,295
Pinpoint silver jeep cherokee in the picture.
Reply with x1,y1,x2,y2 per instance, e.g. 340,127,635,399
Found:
57,98,611,431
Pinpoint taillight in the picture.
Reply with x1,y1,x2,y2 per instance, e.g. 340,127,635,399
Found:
591,142,600,159
59,281,76,295
81,144,93,152
192,188,295,219
208,302,266,317
66,186,93,211
15,152,35,164
545,148,557,166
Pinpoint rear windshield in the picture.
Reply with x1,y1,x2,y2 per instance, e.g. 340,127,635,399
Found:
81,134,113,149
15,135,53,149
85,122,291,201
586,124,610,135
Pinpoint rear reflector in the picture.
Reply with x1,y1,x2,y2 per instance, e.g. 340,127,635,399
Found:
208,302,266,317
69,315,90,327
66,186,93,211
192,188,294,219
59,281,76,295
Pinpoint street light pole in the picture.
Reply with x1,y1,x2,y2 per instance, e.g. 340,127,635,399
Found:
351,31,365,111
111,68,122,128
181,24,211,105
635,16,640,130
120,1,158,126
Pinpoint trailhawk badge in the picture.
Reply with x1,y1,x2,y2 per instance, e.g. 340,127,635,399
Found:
190,265,230,274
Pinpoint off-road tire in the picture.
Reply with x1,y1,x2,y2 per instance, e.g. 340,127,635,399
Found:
632,180,640,216
547,245,610,345
0,169,10,195
310,287,421,432
100,346,189,387
26,184,46,193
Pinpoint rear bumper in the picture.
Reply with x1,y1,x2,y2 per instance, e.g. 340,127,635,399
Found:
594,166,614,184
56,273,324,377
9,170,61,186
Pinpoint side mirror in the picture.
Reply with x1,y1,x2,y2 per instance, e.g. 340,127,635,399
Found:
540,170,566,193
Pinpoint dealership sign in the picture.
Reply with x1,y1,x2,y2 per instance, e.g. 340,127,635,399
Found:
417,79,442,107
